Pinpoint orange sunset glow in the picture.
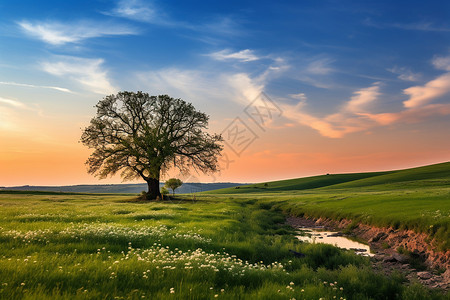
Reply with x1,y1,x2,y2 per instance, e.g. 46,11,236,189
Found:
1,0,450,188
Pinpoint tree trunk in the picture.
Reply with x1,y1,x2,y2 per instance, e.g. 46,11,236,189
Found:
146,178,161,200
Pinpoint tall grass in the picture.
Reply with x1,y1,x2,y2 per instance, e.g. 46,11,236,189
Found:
205,162,450,251
0,193,446,299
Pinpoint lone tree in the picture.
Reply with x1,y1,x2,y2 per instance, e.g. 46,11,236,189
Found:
81,92,223,200
165,178,183,196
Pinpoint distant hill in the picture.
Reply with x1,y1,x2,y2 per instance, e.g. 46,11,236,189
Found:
323,161,450,189
5,161,450,195
205,161,450,194
1,182,245,194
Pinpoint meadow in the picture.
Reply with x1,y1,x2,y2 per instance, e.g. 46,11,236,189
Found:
207,162,450,251
0,190,447,299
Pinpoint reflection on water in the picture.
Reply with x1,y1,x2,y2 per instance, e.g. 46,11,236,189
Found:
296,227,373,256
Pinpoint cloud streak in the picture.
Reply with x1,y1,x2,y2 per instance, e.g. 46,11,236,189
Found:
391,22,450,32
289,56,337,89
106,0,243,40
433,56,450,71
0,96,38,131
282,83,382,138
282,57,450,138
345,84,380,113
402,55,450,108
387,66,421,82
107,0,158,23
209,49,260,62
132,52,450,140
403,73,450,108
0,96,27,109
364,18,450,32
41,56,117,95
306,58,335,75
134,53,285,107
0,81,73,93
18,20,137,45
135,68,263,107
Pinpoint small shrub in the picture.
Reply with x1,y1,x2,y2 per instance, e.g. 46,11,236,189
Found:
161,187,169,196
137,191,148,200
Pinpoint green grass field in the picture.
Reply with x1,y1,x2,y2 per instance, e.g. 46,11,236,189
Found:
206,162,450,251
0,191,447,299
0,162,449,299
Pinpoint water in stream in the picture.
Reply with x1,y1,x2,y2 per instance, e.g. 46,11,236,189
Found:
296,227,373,256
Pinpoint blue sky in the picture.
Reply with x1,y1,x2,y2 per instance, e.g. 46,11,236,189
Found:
1,0,450,185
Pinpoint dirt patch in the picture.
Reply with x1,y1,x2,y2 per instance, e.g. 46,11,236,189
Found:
287,215,449,291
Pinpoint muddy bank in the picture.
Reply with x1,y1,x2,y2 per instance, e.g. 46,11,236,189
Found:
287,215,449,290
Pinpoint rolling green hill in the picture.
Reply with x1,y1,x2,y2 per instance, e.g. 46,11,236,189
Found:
324,161,450,190
205,161,450,250
206,161,450,194
205,172,390,194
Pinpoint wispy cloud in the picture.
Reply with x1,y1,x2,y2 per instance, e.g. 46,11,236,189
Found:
361,103,450,126
197,17,242,36
364,18,450,32
41,56,117,95
345,83,380,113
281,104,358,138
0,102,16,130
0,96,36,131
432,56,450,71
391,22,450,32
106,0,158,23
0,81,73,93
18,20,137,45
209,49,260,62
281,83,382,138
306,58,335,75
134,52,450,139
402,57,450,108
0,96,27,109
403,73,450,108
134,52,285,108
282,58,450,138
289,93,307,101
288,56,337,89
107,0,242,40
135,68,264,107
387,66,421,82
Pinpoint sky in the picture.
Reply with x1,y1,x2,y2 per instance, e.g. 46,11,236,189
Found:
0,0,450,186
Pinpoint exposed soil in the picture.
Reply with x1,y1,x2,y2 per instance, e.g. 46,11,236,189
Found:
286,215,450,291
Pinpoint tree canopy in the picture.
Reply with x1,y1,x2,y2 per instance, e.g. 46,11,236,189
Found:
81,92,223,199
165,178,183,195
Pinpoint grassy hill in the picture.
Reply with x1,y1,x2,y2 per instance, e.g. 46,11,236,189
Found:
324,161,450,190
0,163,448,298
205,171,391,194
206,161,450,194
205,161,450,251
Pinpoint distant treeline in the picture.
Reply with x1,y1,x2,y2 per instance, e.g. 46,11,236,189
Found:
1,182,245,194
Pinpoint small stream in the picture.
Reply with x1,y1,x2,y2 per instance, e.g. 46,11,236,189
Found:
296,227,373,256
